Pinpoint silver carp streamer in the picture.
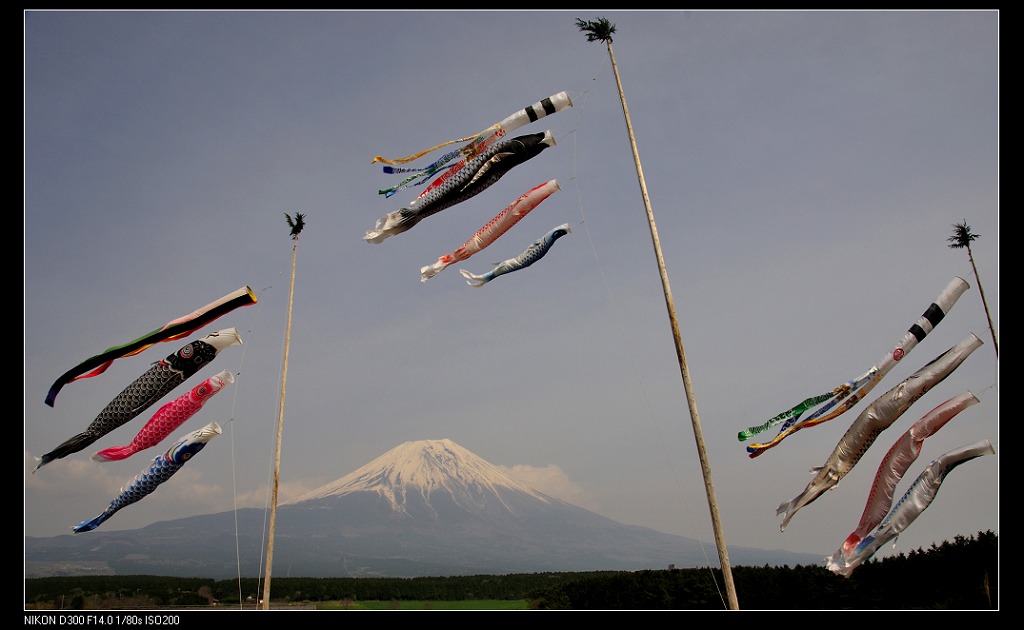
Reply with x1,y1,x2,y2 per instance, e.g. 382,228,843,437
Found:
826,438,994,577
826,391,981,567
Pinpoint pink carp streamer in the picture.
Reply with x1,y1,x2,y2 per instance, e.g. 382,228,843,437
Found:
828,390,980,565
826,438,995,577
744,276,970,457
91,369,235,462
46,286,255,406
420,180,561,282
776,332,983,531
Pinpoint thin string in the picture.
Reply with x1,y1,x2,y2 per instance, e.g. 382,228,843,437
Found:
221,283,273,608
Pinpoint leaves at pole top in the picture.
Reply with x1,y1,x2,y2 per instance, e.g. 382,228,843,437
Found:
947,220,979,250
576,17,616,44
285,212,306,239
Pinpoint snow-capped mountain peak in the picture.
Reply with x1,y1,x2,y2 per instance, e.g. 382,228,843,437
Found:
283,439,554,515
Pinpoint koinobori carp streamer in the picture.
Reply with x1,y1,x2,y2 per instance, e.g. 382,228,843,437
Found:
460,223,572,287
91,369,234,462
775,332,983,531
36,329,241,471
365,131,556,244
45,286,254,407
420,179,561,282
72,422,223,533
373,91,572,198
743,276,970,457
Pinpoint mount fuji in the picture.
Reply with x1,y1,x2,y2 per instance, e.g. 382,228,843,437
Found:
26,439,824,578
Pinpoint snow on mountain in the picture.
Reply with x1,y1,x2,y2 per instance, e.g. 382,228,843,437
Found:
283,438,556,515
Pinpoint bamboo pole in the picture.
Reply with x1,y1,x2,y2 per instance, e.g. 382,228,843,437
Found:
261,224,301,609
604,37,740,610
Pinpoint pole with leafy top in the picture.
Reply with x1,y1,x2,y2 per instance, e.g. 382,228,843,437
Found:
262,212,305,610
576,17,739,610
948,220,997,358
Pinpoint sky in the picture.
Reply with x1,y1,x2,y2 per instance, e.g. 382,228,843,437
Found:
25,10,998,570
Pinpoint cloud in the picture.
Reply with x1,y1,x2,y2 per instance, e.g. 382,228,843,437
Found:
498,463,598,511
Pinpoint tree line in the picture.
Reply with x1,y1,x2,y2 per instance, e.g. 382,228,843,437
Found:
25,530,996,610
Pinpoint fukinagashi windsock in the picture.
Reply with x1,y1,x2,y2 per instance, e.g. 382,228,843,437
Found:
743,276,970,457
826,438,995,577
364,131,556,244
91,369,235,462
420,180,561,281
36,328,241,472
461,223,572,287
72,421,223,534
373,91,572,198
45,286,255,407
776,332,982,531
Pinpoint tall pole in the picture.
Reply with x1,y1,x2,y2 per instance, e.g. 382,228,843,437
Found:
262,213,304,609
966,244,998,358
586,20,740,609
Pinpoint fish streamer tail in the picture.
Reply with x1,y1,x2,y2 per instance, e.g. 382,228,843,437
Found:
72,512,110,534
36,431,99,471
420,259,452,282
459,269,490,287
91,444,136,462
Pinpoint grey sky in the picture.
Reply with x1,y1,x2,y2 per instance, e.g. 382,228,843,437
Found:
25,10,998,568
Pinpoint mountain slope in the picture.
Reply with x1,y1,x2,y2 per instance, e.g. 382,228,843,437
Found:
284,439,558,517
26,439,825,578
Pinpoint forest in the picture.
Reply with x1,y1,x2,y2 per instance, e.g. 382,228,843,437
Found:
24,530,997,610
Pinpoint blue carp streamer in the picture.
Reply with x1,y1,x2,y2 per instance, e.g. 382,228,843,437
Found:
72,421,222,533
460,223,572,287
